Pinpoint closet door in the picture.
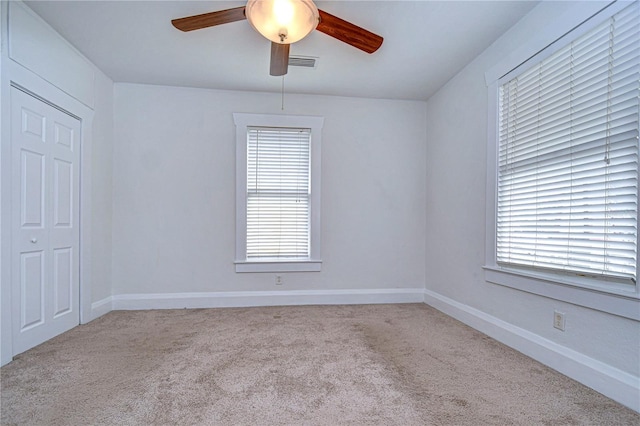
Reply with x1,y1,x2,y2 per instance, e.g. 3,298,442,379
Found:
11,86,80,355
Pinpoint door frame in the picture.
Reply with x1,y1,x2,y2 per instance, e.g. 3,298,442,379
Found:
1,59,94,365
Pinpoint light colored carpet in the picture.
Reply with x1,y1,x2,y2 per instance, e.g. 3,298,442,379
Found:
1,304,638,425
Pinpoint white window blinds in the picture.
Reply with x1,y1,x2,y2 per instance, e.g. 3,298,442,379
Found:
497,3,640,282
247,126,311,259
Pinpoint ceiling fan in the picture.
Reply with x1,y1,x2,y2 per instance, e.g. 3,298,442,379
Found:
171,0,383,76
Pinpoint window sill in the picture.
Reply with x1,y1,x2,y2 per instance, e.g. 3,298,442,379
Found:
235,260,322,273
484,266,640,321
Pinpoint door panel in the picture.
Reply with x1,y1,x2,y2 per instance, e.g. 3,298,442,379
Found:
54,121,74,150
11,87,80,355
20,108,45,140
53,247,72,317
20,250,44,330
20,150,45,227
53,159,72,227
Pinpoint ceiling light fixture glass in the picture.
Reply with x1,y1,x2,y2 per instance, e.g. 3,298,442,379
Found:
246,0,320,44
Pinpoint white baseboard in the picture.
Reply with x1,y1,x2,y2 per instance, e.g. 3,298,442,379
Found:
111,288,425,310
89,296,113,322
423,289,640,413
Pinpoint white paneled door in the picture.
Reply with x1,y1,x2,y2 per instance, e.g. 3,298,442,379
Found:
11,86,80,355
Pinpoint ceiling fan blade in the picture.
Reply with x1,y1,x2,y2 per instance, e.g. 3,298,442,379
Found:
316,9,383,54
172,6,246,32
270,42,290,76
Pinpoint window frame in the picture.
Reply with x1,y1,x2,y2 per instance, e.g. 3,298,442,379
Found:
234,113,324,273
484,1,640,320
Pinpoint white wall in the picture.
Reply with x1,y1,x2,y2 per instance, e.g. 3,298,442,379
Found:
111,83,426,300
424,0,639,410
90,68,114,305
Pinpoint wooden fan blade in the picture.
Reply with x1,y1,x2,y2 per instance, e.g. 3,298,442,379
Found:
172,6,246,32
316,9,383,54
270,42,290,76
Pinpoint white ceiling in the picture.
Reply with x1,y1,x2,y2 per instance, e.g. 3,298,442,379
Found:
24,1,538,101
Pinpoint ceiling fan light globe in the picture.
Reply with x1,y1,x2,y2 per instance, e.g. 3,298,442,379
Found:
246,0,319,44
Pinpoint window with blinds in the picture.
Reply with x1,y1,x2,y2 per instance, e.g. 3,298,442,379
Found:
246,126,311,259
497,2,640,283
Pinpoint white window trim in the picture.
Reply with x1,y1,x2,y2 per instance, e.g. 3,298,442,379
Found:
484,0,640,320
233,113,324,273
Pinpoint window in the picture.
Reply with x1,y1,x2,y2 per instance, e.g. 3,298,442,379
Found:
498,2,639,283
485,2,640,319
234,113,323,273
247,127,310,259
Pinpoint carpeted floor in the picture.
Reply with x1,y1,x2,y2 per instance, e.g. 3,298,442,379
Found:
1,304,638,425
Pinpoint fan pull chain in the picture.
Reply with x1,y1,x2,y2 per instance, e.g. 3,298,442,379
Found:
281,75,285,110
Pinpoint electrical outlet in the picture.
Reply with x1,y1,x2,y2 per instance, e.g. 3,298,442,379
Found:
553,310,566,331
275,275,283,285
